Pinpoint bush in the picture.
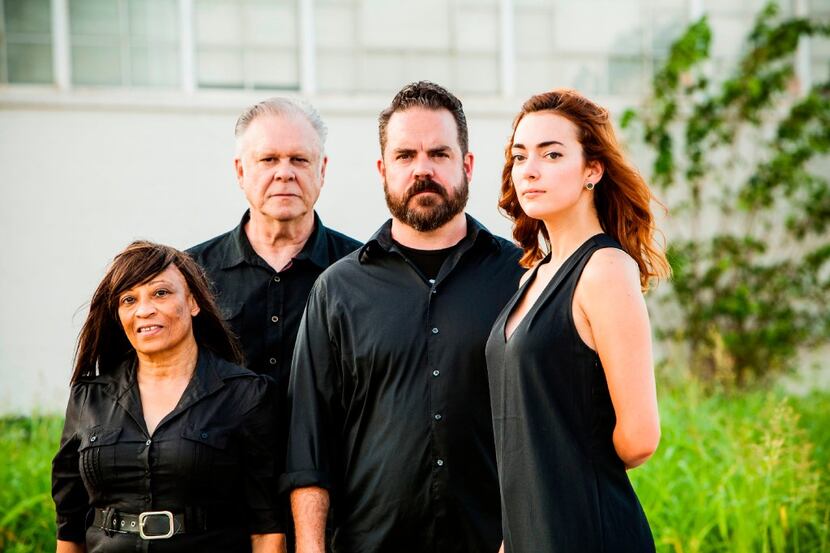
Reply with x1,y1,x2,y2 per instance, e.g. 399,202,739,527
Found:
623,3,830,386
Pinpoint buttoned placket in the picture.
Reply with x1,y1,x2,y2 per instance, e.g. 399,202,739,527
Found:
267,267,283,373
113,359,226,516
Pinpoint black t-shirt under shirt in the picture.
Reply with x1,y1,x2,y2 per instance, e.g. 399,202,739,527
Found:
394,241,460,281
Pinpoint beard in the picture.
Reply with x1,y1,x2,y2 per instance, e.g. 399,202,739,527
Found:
384,175,469,232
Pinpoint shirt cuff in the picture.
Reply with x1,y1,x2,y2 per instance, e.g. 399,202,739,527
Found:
56,513,87,543
247,508,285,534
278,469,331,494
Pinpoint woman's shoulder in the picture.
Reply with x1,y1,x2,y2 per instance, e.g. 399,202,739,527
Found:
580,245,641,296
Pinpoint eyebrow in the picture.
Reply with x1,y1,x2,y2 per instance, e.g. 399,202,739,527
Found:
392,145,453,155
512,140,565,150
255,149,314,158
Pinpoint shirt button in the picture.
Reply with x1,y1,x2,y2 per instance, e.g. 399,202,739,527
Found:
436,459,444,467
269,358,277,365
431,327,439,334
145,439,152,446
271,315,279,323
431,289,437,294
432,369,440,377
434,413,442,421
273,276,281,283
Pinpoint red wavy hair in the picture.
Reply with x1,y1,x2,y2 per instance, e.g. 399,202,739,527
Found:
499,89,670,290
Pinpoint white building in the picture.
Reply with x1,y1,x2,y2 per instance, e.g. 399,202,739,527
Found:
0,0,826,413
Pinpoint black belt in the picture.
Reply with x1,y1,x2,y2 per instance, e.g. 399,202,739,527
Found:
93,507,208,540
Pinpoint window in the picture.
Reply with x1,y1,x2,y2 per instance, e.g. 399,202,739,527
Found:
314,0,500,96
194,0,299,90
68,0,180,87
0,0,53,84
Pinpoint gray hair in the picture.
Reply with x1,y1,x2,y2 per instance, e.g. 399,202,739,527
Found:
234,97,328,154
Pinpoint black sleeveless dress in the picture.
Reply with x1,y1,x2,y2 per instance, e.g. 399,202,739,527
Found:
485,234,655,553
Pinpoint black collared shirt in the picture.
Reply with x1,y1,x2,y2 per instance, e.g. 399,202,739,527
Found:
187,211,361,388
283,215,524,553
52,350,280,552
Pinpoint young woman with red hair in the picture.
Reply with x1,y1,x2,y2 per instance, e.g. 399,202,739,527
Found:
485,89,670,553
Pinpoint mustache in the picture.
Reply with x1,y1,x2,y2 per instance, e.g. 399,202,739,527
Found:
404,178,448,202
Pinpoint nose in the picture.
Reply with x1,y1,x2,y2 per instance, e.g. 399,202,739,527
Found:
135,296,156,318
516,155,539,181
273,160,295,182
412,153,434,180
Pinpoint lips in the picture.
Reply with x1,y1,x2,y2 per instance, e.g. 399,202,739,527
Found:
137,325,162,334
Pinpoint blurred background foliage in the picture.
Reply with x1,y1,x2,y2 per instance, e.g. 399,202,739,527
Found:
623,2,830,388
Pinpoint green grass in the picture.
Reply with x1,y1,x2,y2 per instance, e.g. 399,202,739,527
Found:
0,416,62,552
631,384,830,553
1,386,828,552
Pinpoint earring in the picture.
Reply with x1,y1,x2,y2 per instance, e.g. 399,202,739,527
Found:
585,182,595,191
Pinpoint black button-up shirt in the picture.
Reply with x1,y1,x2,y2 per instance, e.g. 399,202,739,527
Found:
187,210,361,388
283,216,523,553
52,350,280,552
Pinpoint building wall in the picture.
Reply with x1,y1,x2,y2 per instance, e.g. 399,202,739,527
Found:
0,0,826,413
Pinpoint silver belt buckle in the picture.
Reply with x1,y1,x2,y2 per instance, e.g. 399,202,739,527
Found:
138,510,175,540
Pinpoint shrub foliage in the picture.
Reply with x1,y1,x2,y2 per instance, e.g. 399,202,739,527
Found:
623,2,830,386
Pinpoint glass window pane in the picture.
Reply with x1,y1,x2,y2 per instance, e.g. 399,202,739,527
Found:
129,0,179,40
5,0,51,33
360,0,450,51
131,44,179,86
243,0,295,47
7,42,52,82
2,0,53,84
244,48,297,88
195,0,241,45
69,0,180,87
69,0,120,36
72,44,122,85
194,0,299,90
197,47,244,88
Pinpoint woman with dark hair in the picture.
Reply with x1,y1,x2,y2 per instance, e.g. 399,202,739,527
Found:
52,241,285,553
485,89,671,552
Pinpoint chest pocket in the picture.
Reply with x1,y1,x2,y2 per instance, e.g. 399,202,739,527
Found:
180,426,234,483
219,300,246,343
78,426,122,492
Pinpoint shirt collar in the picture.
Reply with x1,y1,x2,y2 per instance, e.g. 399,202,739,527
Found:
103,349,237,431
221,210,331,270
358,213,500,263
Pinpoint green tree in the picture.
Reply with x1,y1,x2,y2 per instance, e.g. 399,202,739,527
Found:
623,2,830,386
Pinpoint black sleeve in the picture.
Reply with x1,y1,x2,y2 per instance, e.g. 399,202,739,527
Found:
51,384,90,543
239,375,284,534
281,277,341,493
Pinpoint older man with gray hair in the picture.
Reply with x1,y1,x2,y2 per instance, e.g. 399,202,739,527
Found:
188,98,360,544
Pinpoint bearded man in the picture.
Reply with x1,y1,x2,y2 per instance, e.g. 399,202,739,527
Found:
282,81,523,553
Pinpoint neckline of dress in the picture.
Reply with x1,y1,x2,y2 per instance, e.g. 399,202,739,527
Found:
502,233,604,343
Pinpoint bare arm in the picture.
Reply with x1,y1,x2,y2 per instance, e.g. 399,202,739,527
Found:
291,486,329,553
56,540,85,553
498,541,505,553
251,533,287,553
576,248,660,469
